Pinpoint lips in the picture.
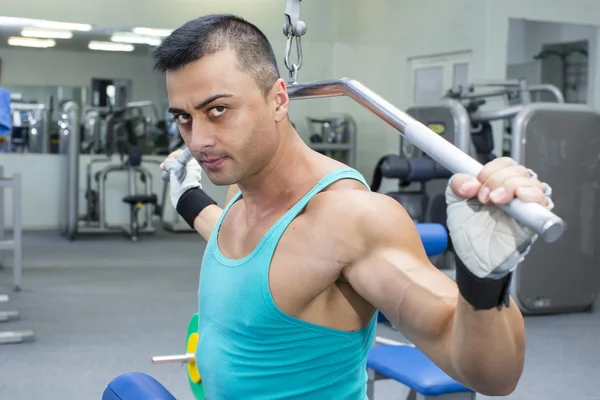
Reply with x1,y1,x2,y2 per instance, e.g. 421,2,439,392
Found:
201,157,226,168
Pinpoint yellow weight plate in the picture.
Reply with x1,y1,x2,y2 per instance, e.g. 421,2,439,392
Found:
186,332,202,383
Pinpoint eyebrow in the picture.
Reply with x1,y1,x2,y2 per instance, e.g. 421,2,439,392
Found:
168,93,234,114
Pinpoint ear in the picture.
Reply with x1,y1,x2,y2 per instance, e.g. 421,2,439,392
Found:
271,78,290,122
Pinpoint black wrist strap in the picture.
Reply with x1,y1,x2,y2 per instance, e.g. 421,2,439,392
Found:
176,187,217,229
455,255,512,310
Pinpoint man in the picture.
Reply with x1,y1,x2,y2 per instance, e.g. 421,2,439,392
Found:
157,14,552,399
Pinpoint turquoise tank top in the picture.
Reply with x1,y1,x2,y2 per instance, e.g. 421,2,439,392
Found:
195,167,378,400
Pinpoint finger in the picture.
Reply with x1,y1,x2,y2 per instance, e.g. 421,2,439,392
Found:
450,174,482,199
515,186,547,207
479,164,532,203
488,176,543,205
477,157,519,184
162,149,185,170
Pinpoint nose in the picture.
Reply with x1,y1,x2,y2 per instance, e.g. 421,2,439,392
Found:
187,121,216,152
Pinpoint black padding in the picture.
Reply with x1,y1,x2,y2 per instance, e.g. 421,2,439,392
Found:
372,155,453,192
471,122,496,163
429,194,448,227
370,154,399,191
123,194,158,204
429,194,452,251
406,158,452,181
386,192,429,222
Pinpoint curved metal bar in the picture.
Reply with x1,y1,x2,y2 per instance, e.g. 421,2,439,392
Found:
287,78,565,242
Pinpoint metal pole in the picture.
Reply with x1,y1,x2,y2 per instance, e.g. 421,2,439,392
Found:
0,165,4,247
12,173,22,291
518,78,532,105
64,101,80,240
528,84,565,103
151,353,195,364
287,79,565,243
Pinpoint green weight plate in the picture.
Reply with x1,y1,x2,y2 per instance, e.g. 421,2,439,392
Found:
186,313,206,400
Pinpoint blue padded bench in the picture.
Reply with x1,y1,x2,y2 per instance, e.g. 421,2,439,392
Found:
102,372,176,400
415,223,448,257
367,345,476,400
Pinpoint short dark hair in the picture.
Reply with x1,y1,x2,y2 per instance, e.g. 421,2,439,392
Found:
153,14,281,96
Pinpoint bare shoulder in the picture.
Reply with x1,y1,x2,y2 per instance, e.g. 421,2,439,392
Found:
305,187,422,260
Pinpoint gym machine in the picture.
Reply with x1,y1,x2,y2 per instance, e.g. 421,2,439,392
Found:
6,102,50,153
63,104,162,242
403,79,600,315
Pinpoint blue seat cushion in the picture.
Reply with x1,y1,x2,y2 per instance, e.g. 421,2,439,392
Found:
102,372,177,400
367,345,474,396
415,223,448,256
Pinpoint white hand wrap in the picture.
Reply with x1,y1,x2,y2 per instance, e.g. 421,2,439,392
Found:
163,156,203,210
446,170,553,279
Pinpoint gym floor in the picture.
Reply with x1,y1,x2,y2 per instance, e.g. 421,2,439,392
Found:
0,231,598,400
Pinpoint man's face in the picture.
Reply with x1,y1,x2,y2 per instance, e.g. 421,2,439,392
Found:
166,49,287,186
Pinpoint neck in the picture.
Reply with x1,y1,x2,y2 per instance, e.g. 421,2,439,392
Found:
237,128,312,219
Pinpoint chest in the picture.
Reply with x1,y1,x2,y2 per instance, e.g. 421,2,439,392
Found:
210,205,345,314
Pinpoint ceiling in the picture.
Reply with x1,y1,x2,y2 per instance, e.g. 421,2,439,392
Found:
0,23,162,55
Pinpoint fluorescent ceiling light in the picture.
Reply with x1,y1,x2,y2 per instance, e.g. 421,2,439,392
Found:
132,27,172,37
8,36,56,48
0,16,92,31
21,28,73,39
111,33,161,46
88,41,135,52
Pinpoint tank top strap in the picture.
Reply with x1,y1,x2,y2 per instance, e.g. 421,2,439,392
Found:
271,167,369,230
206,189,243,247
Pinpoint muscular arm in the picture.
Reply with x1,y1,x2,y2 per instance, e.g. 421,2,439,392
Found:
192,184,239,240
343,193,525,396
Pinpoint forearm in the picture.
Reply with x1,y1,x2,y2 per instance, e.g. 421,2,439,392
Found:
192,204,223,241
450,294,525,395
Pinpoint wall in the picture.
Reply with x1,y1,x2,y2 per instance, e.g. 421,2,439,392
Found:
1,0,333,44
329,0,489,180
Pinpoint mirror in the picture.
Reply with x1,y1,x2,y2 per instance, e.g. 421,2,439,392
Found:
0,15,174,154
